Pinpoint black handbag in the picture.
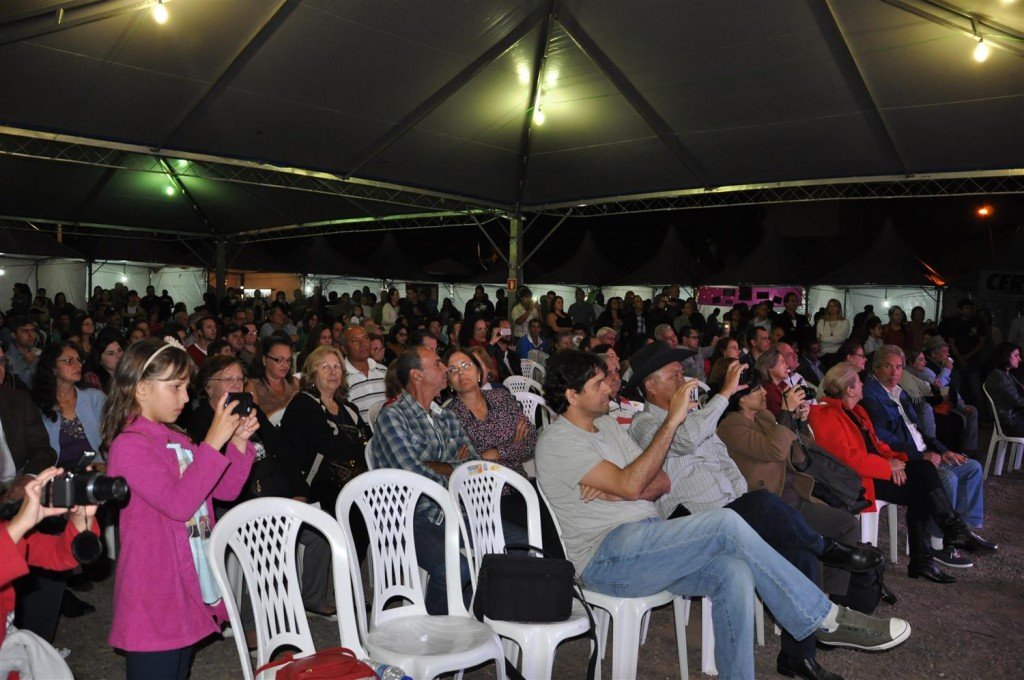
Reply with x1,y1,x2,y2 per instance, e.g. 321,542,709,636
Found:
789,422,870,514
472,544,597,680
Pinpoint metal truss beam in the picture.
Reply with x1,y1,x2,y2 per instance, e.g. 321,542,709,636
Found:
235,212,502,242
0,126,505,213
0,0,165,47
0,214,205,238
533,171,1024,216
878,0,1024,58
234,210,500,241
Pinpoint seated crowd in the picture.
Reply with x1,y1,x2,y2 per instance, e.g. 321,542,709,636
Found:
0,280,1017,680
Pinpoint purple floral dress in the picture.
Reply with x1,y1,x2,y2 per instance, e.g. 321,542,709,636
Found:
446,388,537,479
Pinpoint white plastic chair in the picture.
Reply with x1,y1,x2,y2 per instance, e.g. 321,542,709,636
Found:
448,462,591,679
208,498,364,680
504,375,544,395
536,484,690,680
336,469,506,680
363,442,374,471
520,359,546,383
859,500,900,564
983,383,1024,478
366,399,385,428
513,391,556,429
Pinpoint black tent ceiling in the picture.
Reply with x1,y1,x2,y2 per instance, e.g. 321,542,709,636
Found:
816,220,946,286
617,225,710,286
0,0,1021,276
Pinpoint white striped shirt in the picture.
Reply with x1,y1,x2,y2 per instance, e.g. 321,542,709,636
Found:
628,396,747,517
344,358,387,430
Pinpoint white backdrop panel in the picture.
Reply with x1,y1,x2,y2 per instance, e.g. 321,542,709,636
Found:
37,260,87,309
153,267,205,313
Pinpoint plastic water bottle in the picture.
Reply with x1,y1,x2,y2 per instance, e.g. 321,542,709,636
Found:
362,658,410,680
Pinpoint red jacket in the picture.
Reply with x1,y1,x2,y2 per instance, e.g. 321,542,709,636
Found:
808,397,908,512
0,519,97,649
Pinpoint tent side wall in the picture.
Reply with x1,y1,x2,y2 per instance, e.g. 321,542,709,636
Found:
807,285,942,325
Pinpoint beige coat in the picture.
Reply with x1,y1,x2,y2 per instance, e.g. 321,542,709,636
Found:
717,410,818,503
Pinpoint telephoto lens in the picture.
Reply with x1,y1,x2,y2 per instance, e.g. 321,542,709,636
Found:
75,473,129,505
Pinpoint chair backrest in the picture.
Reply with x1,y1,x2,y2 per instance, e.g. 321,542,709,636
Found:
513,391,555,429
336,469,469,626
534,480,571,557
982,383,1006,437
696,380,710,409
208,498,364,680
528,349,549,367
520,359,546,383
366,399,385,427
363,442,374,471
448,462,543,589
504,375,544,395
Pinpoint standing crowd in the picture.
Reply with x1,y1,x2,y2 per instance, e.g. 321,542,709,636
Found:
1,278,1019,680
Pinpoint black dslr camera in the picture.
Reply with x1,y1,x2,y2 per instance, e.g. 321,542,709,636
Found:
42,471,129,508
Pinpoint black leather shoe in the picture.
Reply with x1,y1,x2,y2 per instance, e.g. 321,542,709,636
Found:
60,590,96,618
819,539,884,573
907,559,956,584
951,530,998,553
777,651,844,680
880,583,898,605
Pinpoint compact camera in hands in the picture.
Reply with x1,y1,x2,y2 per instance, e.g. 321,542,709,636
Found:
42,471,129,508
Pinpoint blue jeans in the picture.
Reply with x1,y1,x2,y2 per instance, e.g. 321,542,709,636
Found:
582,509,832,680
927,458,984,537
414,512,528,615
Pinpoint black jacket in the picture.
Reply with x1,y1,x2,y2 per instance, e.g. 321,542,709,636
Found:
0,387,57,475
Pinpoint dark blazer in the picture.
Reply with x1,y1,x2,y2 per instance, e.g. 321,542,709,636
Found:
860,375,948,458
0,388,58,475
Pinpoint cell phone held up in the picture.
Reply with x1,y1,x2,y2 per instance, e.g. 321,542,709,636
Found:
226,392,254,417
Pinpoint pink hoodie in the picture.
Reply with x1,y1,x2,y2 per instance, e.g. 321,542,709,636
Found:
106,415,254,652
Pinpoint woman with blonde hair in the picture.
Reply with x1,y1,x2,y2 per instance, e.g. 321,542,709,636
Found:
816,299,849,357
279,345,370,570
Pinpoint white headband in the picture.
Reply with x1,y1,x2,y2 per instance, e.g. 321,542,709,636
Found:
141,337,186,375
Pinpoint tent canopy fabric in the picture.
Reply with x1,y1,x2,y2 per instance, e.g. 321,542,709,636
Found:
0,0,1020,246
816,221,946,286
616,225,710,286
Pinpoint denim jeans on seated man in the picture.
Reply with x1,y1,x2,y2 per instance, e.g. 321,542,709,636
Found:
582,509,832,679
414,509,528,615
669,489,825,662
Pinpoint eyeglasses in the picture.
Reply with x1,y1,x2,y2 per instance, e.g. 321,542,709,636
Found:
209,376,245,385
446,360,474,375
56,357,85,366
264,354,290,365
319,364,343,373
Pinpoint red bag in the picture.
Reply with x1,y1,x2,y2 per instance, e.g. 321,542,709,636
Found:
254,647,376,679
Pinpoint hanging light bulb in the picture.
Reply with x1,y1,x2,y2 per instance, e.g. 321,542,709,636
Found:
152,1,169,25
533,106,546,126
973,39,990,62
164,185,175,196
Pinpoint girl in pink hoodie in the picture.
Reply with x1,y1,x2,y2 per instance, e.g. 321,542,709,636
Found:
103,338,256,680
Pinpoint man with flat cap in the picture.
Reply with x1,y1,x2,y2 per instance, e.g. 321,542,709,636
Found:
627,341,885,677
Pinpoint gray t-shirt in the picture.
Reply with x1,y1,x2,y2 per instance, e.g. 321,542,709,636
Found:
536,415,659,573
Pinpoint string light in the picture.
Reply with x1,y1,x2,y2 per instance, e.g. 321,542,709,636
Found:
533,106,546,126
152,1,168,25
976,205,993,217
164,185,175,196
516,64,531,85
973,38,990,62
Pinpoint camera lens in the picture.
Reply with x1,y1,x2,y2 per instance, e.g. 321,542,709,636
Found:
84,475,129,504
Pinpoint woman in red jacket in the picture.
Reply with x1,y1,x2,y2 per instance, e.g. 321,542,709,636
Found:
1,467,98,679
809,363,983,585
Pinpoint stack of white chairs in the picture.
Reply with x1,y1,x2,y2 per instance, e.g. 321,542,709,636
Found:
520,359,546,383
504,375,544,395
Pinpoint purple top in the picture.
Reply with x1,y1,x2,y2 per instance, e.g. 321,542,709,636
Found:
446,388,537,480
57,416,91,464
106,415,254,652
